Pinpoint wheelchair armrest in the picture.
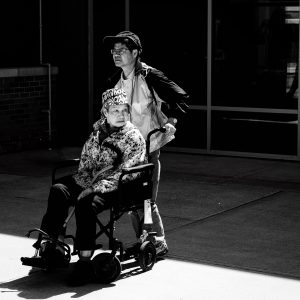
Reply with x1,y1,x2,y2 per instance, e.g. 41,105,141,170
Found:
121,163,154,175
55,158,80,167
52,158,80,184
118,163,154,186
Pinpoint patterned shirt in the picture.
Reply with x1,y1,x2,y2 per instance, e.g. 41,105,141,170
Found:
73,121,146,194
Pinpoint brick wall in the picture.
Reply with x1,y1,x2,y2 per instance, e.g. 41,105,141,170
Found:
0,66,58,153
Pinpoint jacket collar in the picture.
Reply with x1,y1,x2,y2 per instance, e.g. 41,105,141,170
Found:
135,61,151,78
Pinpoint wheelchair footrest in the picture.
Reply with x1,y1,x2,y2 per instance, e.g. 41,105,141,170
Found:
123,243,141,260
21,254,70,269
94,243,103,250
21,256,49,269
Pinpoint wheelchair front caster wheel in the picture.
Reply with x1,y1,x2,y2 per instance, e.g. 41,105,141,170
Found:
92,252,122,284
138,241,156,271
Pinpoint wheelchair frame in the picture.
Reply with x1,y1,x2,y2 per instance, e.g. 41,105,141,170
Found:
21,127,166,283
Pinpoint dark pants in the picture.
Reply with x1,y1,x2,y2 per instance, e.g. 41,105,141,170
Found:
40,175,116,251
75,190,117,251
40,176,81,238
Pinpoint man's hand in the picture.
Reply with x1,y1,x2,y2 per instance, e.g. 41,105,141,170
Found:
165,123,176,135
77,187,94,201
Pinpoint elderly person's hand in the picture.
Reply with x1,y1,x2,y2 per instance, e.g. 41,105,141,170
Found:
77,187,94,201
92,195,105,206
77,187,105,209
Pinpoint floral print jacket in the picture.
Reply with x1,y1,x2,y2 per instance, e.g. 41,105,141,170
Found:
73,121,146,194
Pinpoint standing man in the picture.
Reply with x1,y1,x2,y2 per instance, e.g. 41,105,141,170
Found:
102,31,189,256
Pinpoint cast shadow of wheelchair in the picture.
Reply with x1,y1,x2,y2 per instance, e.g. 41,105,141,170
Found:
118,255,165,280
0,258,166,299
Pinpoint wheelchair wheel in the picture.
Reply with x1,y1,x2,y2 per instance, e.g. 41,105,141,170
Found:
92,252,122,284
138,241,156,271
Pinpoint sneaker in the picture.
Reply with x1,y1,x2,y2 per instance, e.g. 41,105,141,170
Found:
155,240,168,256
68,260,95,286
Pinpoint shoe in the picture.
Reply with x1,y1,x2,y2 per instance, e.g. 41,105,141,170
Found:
155,240,168,256
21,256,48,269
68,260,95,286
21,242,69,269
40,242,70,268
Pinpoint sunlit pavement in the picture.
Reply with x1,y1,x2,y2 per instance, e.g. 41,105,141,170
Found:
1,233,300,300
2,149,300,299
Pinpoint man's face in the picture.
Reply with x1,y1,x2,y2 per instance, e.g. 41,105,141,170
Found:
104,104,130,128
111,42,137,68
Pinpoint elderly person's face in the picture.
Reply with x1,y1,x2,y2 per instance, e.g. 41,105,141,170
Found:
104,104,130,128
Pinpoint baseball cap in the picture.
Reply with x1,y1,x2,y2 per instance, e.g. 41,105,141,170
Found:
103,31,142,53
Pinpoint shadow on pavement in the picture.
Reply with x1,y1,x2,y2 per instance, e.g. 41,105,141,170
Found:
0,263,114,299
0,257,166,299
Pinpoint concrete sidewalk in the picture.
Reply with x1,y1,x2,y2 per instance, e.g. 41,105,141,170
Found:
1,148,300,299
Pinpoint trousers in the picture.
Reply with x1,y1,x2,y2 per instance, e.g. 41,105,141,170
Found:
40,176,81,238
40,175,116,251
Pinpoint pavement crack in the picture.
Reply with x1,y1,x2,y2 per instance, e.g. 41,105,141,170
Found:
165,190,283,234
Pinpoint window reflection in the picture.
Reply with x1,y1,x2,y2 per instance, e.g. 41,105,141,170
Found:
213,0,299,109
212,1,299,155
285,6,299,103
212,111,297,155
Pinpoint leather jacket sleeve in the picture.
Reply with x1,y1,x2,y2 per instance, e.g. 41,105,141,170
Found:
145,67,190,119
104,63,190,120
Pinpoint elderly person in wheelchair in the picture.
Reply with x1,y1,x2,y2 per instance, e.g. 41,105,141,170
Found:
22,87,148,285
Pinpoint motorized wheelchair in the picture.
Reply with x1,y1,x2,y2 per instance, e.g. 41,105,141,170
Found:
21,127,166,284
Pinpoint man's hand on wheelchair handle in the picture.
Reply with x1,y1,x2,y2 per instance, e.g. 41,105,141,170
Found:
165,122,176,135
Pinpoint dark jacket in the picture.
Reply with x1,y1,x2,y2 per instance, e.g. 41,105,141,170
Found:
104,61,189,120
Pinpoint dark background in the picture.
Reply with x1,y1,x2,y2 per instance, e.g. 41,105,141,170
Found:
0,0,203,147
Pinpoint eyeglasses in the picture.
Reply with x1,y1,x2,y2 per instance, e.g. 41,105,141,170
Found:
110,48,129,55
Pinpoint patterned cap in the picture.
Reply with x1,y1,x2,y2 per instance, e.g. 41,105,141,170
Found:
102,88,128,110
103,31,142,53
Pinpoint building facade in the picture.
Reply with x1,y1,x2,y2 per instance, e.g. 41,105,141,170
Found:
0,0,299,160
